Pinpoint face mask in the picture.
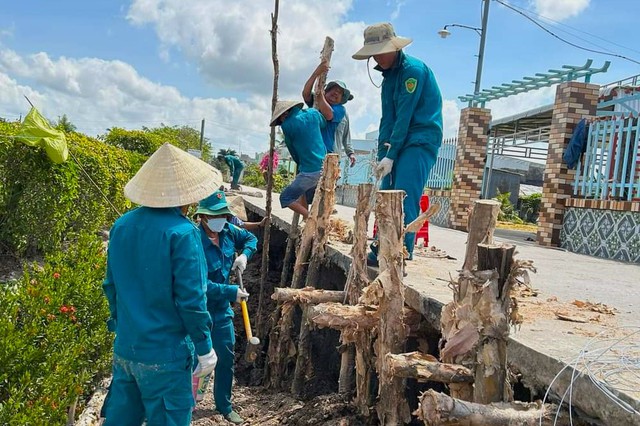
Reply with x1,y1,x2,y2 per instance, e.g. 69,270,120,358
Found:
206,217,227,233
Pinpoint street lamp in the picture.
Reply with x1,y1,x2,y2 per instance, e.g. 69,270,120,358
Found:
438,0,491,104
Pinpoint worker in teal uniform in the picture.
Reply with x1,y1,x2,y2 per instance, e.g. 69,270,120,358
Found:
353,22,443,264
270,98,332,219
194,190,257,424
302,62,357,168
220,154,245,190
102,143,221,425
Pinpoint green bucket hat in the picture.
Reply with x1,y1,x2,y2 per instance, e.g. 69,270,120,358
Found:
325,80,354,104
195,190,233,216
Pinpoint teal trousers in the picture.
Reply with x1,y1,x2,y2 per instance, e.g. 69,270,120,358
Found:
103,353,194,426
211,317,236,415
374,145,437,259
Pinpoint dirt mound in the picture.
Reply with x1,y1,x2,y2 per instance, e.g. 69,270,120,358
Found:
192,386,366,425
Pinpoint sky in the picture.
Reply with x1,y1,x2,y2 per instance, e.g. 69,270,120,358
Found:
0,0,638,156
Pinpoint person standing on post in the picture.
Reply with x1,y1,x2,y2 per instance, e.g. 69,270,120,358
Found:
102,143,221,425
302,62,357,168
270,98,332,219
353,22,443,263
220,153,244,190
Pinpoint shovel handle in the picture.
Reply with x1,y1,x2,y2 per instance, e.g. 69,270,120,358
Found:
240,299,253,340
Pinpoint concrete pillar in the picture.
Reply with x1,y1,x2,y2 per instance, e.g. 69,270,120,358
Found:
449,107,492,231
537,81,599,246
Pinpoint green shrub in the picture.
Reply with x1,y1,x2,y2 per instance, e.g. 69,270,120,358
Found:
0,125,144,255
0,234,112,424
494,191,524,224
242,163,291,193
518,193,541,223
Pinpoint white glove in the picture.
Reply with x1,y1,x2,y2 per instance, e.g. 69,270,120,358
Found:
193,349,217,378
232,254,248,273
375,157,394,178
236,287,250,303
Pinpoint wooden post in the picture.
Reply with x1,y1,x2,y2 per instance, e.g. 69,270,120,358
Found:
375,190,411,425
461,199,501,273
473,243,515,404
385,352,474,384
257,0,280,339
291,154,340,396
340,183,374,398
272,287,345,304
417,390,556,426
267,154,334,389
279,211,300,287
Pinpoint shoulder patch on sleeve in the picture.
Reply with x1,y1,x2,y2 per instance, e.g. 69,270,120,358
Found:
405,78,417,94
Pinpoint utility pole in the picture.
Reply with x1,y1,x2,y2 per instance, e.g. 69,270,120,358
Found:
199,118,205,152
474,0,491,99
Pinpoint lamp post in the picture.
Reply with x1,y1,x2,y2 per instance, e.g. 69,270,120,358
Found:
438,0,491,105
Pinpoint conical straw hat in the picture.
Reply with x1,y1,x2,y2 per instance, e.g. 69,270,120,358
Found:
226,194,248,221
124,143,223,208
270,100,303,126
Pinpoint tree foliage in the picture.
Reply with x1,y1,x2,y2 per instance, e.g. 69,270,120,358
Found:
103,124,212,160
56,114,77,133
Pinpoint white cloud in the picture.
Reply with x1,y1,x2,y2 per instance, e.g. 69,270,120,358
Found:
531,0,590,21
389,0,406,21
125,0,389,152
486,85,556,120
0,49,271,155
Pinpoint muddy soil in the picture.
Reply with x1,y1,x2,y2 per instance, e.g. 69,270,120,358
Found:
191,243,367,425
191,385,366,425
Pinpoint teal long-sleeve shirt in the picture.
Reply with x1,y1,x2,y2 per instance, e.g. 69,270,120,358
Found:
281,107,327,173
376,50,443,161
224,155,243,175
199,222,257,321
102,207,213,363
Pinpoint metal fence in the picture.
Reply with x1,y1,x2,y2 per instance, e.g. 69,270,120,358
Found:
426,136,457,190
574,116,640,201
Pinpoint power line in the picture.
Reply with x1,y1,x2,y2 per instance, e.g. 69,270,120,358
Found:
506,1,640,57
495,0,640,66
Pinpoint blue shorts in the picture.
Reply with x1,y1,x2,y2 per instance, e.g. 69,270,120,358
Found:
280,171,321,208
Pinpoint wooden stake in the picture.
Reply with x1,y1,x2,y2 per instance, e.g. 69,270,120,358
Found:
385,352,474,384
292,153,340,396
279,211,300,287
272,287,345,304
257,0,280,339
461,199,501,273
473,243,515,404
416,390,556,426
340,183,374,398
375,190,411,425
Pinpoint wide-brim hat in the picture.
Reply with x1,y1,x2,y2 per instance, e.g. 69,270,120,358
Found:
352,22,412,60
195,190,233,216
226,194,248,221
124,143,223,208
326,80,354,104
270,100,304,126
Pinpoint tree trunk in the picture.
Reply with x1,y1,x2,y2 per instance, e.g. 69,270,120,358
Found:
461,199,501,274
341,183,374,398
257,0,280,340
416,390,556,426
442,199,501,401
474,243,515,404
272,287,344,304
279,211,300,287
309,302,421,336
375,190,411,425
292,153,340,396
385,352,474,384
